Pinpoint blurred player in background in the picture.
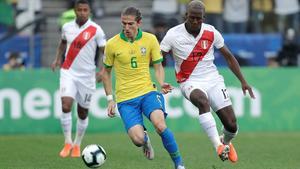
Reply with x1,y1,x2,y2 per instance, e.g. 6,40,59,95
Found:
2,52,25,71
51,0,106,158
160,0,255,162
101,7,185,169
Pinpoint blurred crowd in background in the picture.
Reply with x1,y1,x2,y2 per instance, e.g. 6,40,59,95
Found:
0,0,299,70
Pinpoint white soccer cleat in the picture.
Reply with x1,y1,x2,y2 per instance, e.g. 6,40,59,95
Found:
142,131,154,160
176,165,186,169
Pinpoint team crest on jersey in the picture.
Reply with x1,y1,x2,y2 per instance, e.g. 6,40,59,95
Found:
140,47,146,56
200,40,209,49
82,32,91,40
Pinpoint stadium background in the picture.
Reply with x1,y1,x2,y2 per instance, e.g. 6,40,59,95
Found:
0,0,300,169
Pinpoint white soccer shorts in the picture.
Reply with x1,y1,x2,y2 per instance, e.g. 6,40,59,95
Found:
179,78,232,112
59,72,95,109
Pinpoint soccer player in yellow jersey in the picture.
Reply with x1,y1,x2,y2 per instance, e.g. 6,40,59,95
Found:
101,7,185,169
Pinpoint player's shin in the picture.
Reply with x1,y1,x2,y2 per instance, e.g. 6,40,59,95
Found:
74,117,89,146
59,112,73,157
160,128,183,168
198,112,222,150
60,112,72,144
221,126,238,145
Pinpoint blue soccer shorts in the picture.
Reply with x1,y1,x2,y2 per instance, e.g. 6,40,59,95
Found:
117,91,167,132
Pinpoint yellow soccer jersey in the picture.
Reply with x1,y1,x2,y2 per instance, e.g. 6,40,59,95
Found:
104,29,163,103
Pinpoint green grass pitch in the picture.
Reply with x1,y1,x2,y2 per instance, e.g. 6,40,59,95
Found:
0,132,299,169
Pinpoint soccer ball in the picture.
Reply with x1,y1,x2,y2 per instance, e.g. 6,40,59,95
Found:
82,144,107,168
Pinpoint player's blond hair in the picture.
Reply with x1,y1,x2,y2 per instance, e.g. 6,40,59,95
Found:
121,7,142,22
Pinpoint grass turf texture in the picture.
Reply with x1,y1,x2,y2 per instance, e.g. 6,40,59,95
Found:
0,132,299,169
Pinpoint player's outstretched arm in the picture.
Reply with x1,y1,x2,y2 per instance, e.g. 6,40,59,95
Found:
219,45,255,99
51,40,66,72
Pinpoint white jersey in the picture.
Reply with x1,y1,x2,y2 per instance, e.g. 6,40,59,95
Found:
61,19,106,80
160,23,224,83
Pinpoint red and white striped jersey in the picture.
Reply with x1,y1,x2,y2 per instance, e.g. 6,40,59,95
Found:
61,19,106,78
160,23,224,83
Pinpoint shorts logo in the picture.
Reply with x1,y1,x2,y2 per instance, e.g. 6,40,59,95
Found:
83,32,91,40
200,40,208,49
61,87,66,94
140,47,146,56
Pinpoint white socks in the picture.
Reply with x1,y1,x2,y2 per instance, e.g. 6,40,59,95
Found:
60,112,72,144
222,127,238,145
60,112,89,146
74,117,89,146
198,112,222,150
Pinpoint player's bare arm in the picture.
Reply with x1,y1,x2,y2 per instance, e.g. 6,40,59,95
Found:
153,63,173,94
96,46,105,83
51,39,67,72
220,45,255,99
101,67,115,117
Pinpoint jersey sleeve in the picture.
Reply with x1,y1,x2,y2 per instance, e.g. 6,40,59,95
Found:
150,35,163,64
213,28,224,49
103,41,114,68
96,26,106,47
160,30,172,52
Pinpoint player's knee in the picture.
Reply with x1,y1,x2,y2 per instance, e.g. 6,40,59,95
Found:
225,120,238,133
78,110,88,120
78,113,88,120
154,122,167,134
62,104,72,113
130,134,144,147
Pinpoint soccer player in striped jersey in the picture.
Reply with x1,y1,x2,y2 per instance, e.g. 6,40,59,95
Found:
51,0,106,158
160,0,255,163
102,6,185,169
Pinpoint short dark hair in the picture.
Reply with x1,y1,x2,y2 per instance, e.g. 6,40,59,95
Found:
8,52,20,60
75,0,90,7
121,7,142,22
187,0,205,13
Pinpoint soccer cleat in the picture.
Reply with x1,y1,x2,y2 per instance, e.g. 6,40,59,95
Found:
71,145,81,158
142,131,154,160
59,143,72,158
228,143,238,163
217,144,230,161
176,165,186,169
220,135,238,163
